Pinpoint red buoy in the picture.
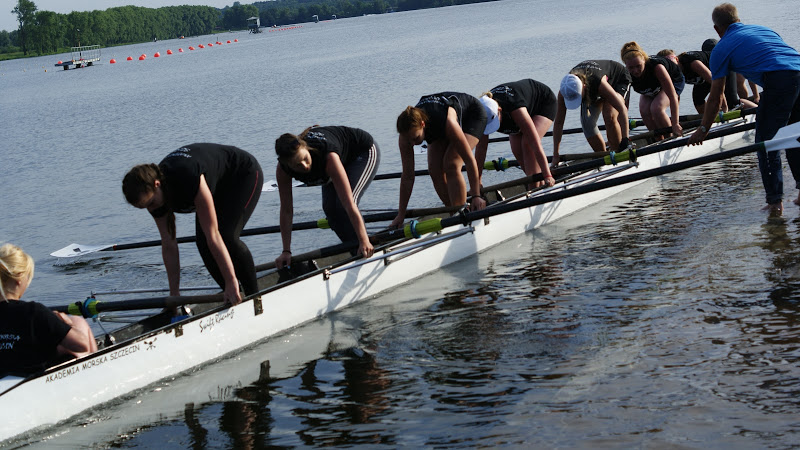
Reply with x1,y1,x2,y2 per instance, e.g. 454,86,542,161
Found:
127,56,133,61
110,59,116,64
154,52,160,57
57,60,62,64
234,39,238,42
139,54,146,60
167,49,173,55
227,40,231,44
178,48,184,52
189,46,194,50
199,44,204,48
208,43,213,47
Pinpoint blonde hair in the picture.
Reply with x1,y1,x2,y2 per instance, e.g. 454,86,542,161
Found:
396,106,428,134
0,243,34,301
712,3,739,29
621,41,649,63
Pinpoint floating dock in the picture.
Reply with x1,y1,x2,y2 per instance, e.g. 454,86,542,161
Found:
55,45,101,70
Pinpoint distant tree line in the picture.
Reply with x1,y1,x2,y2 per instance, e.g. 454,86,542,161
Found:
3,0,497,58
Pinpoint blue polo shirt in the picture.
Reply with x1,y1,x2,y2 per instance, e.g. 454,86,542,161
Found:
710,22,800,86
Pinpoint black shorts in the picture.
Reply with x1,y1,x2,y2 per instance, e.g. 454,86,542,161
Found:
460,96,488,139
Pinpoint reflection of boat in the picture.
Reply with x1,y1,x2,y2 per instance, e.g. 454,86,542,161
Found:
9,316,341,446
0,114,756,443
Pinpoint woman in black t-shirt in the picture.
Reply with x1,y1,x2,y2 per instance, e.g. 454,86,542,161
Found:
274,126,380,269
621,41,685,137
122,144,263,307
554,60,632,166
393,92,487,229
474,79,556,187
1,244,97,376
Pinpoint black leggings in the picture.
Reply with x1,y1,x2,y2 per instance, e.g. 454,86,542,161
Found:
196,165,263,295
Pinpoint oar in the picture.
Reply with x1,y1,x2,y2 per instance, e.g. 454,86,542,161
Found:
487,108,753,144
51,205,460,258
52,293,224,317
479,119,756,194
379,121,800,241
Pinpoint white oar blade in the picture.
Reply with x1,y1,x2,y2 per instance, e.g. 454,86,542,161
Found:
51,243,113,258
262,180,305,192
414,141,428,155
765,121,800,152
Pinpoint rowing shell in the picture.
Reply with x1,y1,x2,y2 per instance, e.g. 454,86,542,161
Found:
0,118,754,443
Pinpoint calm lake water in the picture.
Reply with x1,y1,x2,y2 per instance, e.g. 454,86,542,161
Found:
2,0,800,447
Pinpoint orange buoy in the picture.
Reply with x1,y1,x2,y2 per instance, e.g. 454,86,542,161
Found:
167,49,173,55
154,52,160,57
110,59,116,64
139,54,146,60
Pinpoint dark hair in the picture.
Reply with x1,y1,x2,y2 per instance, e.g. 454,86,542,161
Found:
396,106,428,133
122,163,176,239
702,38,718,52
275,126,320,161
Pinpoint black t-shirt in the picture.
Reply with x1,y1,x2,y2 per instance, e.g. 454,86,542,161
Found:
158,143,259,213
570,60,632,104
489,79,557,135
631,55,683,97
280,126,374,185
415,92,482,143
0,300,71,376
678,51,712,85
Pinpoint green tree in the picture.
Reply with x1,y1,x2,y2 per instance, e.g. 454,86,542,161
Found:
12,0,37,54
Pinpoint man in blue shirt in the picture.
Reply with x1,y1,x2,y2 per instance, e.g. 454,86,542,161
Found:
688,3,800,214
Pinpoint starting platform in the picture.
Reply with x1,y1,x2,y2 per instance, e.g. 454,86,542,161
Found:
55,45,101,70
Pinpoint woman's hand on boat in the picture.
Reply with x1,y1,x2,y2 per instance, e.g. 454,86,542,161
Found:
544,175,555,187
672,123,683,137
688,128,706,146
389,214,405,229
275,251,292,269
550,153,560,168
469,195,486,211
224,282,242,306
359,240,374,258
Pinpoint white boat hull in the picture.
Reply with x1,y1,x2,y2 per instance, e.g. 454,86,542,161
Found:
0,121,753,443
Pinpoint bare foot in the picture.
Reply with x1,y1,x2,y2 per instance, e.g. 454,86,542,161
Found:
762,202,783,216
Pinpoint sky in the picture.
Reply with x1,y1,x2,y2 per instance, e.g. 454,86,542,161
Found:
2,0,237,33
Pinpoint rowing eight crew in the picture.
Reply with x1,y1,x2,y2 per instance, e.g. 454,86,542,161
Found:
4,3,799,378
118,3,800,315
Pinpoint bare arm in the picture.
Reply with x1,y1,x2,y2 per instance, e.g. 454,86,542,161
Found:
691,60,727,111
275,164,294,268
194,174,241,305
326,152,373,258
391,135,416,228
511,107,554,186
152,210,180,297
689,77,726,145
55,312,97,358
654,64,682,136
551,93,568,167
474,134,490,178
